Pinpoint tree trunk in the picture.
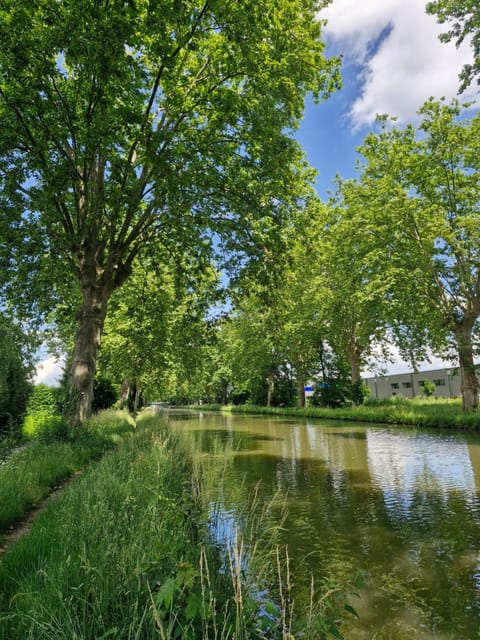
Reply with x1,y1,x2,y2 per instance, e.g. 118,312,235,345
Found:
297,371,306,409
70,283,109,427
346,341,362,387
267,374,275,408
346,339,363,405
120,380,130,407
133,384,142,414
454,323,479,412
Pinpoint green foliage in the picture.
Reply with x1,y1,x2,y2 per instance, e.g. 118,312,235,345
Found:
0,0,340,424
21,384,64,440
426,0,480,92
357,99,480,410
351,380,370,405
92,376,118,413
0,317,32,435
311,379,352,409
421,379,436,397
22,414,68,442
99,256,220,407
23,383,57,415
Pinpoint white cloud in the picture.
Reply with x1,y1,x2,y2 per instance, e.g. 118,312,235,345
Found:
321,0,479,128
34,356,64,387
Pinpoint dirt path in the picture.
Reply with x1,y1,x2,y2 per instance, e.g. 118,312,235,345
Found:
0,471,82,560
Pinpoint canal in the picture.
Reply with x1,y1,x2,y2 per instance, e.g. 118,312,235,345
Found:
166,409,480,639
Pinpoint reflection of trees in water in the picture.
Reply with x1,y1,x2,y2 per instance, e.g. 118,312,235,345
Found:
172,415,480,639
233,446,480,638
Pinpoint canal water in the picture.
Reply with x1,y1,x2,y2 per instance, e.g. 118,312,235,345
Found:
166,410,480,639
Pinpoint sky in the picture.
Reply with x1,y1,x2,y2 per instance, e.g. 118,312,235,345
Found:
34,0,479,385
297,0,479,199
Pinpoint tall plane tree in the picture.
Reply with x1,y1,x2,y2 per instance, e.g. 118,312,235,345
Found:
0,0,339,424
359,99,480,411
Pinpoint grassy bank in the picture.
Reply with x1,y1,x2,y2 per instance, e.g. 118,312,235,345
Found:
0,410,133,537
0,423,202,639
0,411,357,639
192,397,480,429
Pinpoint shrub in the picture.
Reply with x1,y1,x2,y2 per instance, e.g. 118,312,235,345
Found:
24,384,57,414
0,319,32,436
422,379,436,397
22,384,67,440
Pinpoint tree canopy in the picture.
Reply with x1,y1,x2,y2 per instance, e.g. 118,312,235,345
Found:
357,99,480,409
0,0,340,424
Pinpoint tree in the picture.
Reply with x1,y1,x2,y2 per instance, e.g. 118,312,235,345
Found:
0,0,340,425
305,189,395,395
221,295,285,407
0,316,32,433
358,99,480,411
99,251,219,409
422,379,436,397
426,0,480,92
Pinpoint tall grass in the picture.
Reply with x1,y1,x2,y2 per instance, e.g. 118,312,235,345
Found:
0,410,133,536
0,427,199,639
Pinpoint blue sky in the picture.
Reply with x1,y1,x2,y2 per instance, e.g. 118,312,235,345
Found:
297,0,479,201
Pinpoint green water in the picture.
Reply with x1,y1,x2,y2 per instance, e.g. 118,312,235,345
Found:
166,410,480,639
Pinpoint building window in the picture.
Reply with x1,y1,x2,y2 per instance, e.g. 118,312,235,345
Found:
402,382,412,388
433,379,446,386
418,380,424,386
390,383,399,389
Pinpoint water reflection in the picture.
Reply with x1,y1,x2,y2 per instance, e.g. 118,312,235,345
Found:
167,411,480,639
367,430,479,519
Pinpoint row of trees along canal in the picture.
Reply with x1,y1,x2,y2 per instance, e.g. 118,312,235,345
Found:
1,0,480,424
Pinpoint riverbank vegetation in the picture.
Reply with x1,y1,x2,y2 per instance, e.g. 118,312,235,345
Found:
0,410,358,639
195,397,480,430
0,410,132,537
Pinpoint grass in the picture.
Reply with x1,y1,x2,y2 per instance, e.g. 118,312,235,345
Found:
0,410,358,639
0,424,199,639
0,409,134,536
193,396,480,429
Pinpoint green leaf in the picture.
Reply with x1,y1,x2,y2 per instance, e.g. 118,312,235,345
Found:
344,604,359,618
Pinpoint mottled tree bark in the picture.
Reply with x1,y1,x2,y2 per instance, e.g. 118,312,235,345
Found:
346,341,362,386
297,371,306,409
70,243,131,426
267,374,275,408
454,322,479,411
346,339,363,404
70,283,109,426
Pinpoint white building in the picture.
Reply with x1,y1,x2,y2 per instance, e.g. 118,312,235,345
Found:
362,367,479,400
